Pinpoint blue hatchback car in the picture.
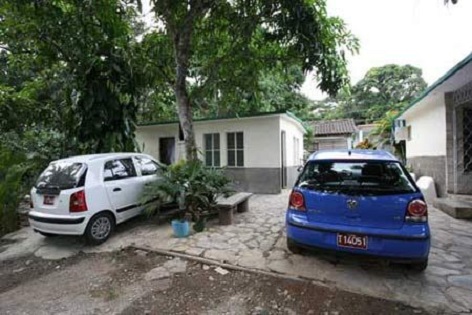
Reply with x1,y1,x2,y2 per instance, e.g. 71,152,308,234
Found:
286,149,430,271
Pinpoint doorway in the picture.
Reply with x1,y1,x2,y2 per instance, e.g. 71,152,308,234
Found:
159,137,176,165
451,103,472,194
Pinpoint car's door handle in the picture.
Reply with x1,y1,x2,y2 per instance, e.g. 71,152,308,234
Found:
113,187,122,192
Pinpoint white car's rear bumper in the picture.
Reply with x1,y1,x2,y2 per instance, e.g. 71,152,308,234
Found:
28,210,89,235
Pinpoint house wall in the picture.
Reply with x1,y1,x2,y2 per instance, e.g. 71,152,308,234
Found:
280,115,305,188
402,95,447,197
194,116,281,168
195,116,281,194
403,97,447,157
136,114,305,194
136,124,183,161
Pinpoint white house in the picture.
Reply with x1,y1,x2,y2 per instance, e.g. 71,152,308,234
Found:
136,111,306,194
396,52,472,216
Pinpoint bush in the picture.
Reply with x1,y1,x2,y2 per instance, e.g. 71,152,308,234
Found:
0,146,31,236
141,160,232,229
1,129,67,190
355,139,375,149
0,128,65,237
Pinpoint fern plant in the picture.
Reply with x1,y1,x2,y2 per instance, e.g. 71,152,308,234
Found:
141,160,232,229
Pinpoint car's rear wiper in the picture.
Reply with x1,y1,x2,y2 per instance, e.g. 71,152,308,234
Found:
36,185,61,195
298,180,320,190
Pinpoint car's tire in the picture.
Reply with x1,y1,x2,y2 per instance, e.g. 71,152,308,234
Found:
84,212,115,245
38,231,58,237
409,259,428,272
287,238,303,255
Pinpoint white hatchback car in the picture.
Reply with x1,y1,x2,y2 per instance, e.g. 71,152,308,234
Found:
29,153,162,244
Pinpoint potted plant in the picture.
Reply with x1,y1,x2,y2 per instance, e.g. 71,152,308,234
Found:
141,160,231,237
170,188,191,238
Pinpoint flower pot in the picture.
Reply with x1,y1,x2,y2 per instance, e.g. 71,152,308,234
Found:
171,219,190,238
193,217,206,233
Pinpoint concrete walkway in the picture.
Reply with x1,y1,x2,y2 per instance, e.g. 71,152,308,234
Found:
1,192,472,313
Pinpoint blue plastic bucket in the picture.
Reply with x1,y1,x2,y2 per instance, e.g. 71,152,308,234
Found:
171,219,190,238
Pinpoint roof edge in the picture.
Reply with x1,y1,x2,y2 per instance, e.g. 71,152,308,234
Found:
138,110,304,127
397,51,472,119
284,110,308,132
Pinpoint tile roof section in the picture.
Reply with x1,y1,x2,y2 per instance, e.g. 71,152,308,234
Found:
311,119,357,136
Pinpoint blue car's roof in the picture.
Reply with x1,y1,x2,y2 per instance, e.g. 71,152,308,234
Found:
308,149,399,162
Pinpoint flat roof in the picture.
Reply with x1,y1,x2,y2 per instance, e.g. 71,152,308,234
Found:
308,149,398,162
138,110,306,131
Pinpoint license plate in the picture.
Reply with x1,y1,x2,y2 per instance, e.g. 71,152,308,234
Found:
43,195,55,205
337,233,367,249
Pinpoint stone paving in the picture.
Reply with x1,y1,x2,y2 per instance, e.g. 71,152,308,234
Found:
2,191,472,314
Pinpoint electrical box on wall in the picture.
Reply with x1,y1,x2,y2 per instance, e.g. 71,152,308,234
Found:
394,126,409,142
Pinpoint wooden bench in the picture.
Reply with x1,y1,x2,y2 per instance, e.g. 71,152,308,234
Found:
216,192,253,225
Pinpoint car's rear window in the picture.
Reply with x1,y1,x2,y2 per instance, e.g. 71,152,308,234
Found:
297,160,417,195
36,162,86,190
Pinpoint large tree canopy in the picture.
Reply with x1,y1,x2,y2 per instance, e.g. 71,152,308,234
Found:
1,0,358,160
150,0,358,159
0,0,358,235
318,64,427,123
0,0,146,153
192,64,314,120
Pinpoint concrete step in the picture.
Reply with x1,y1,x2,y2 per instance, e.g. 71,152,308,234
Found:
448,193,472,202
433,198,472,219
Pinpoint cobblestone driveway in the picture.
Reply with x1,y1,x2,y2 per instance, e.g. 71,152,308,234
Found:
152,192,472,313
2,192,472,313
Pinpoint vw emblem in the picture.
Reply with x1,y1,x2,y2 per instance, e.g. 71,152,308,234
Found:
347,199,358,210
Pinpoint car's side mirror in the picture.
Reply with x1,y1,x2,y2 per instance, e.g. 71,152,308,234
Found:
297,165,304,172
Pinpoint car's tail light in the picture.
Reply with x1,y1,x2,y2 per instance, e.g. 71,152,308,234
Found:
70,190,88,212
406,199,427,222
289,191,306,211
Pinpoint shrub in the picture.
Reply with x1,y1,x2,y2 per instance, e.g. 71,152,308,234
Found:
355,139,375,149
0,146,31,236
0,129,64,236
141,160,232,229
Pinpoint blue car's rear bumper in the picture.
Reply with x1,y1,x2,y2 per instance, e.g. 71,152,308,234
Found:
286,211,430,262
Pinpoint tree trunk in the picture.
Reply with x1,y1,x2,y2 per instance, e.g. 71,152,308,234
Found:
175,71,197,161
159,0,210,161
173,28,197,161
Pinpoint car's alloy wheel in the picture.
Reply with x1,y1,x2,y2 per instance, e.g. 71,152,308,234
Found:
85,213,115,245
91,217,111,240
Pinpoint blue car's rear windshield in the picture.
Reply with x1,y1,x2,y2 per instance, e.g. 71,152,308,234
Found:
297,160,417,195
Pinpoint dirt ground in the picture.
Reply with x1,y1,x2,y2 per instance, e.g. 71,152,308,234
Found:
0,248,428,315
